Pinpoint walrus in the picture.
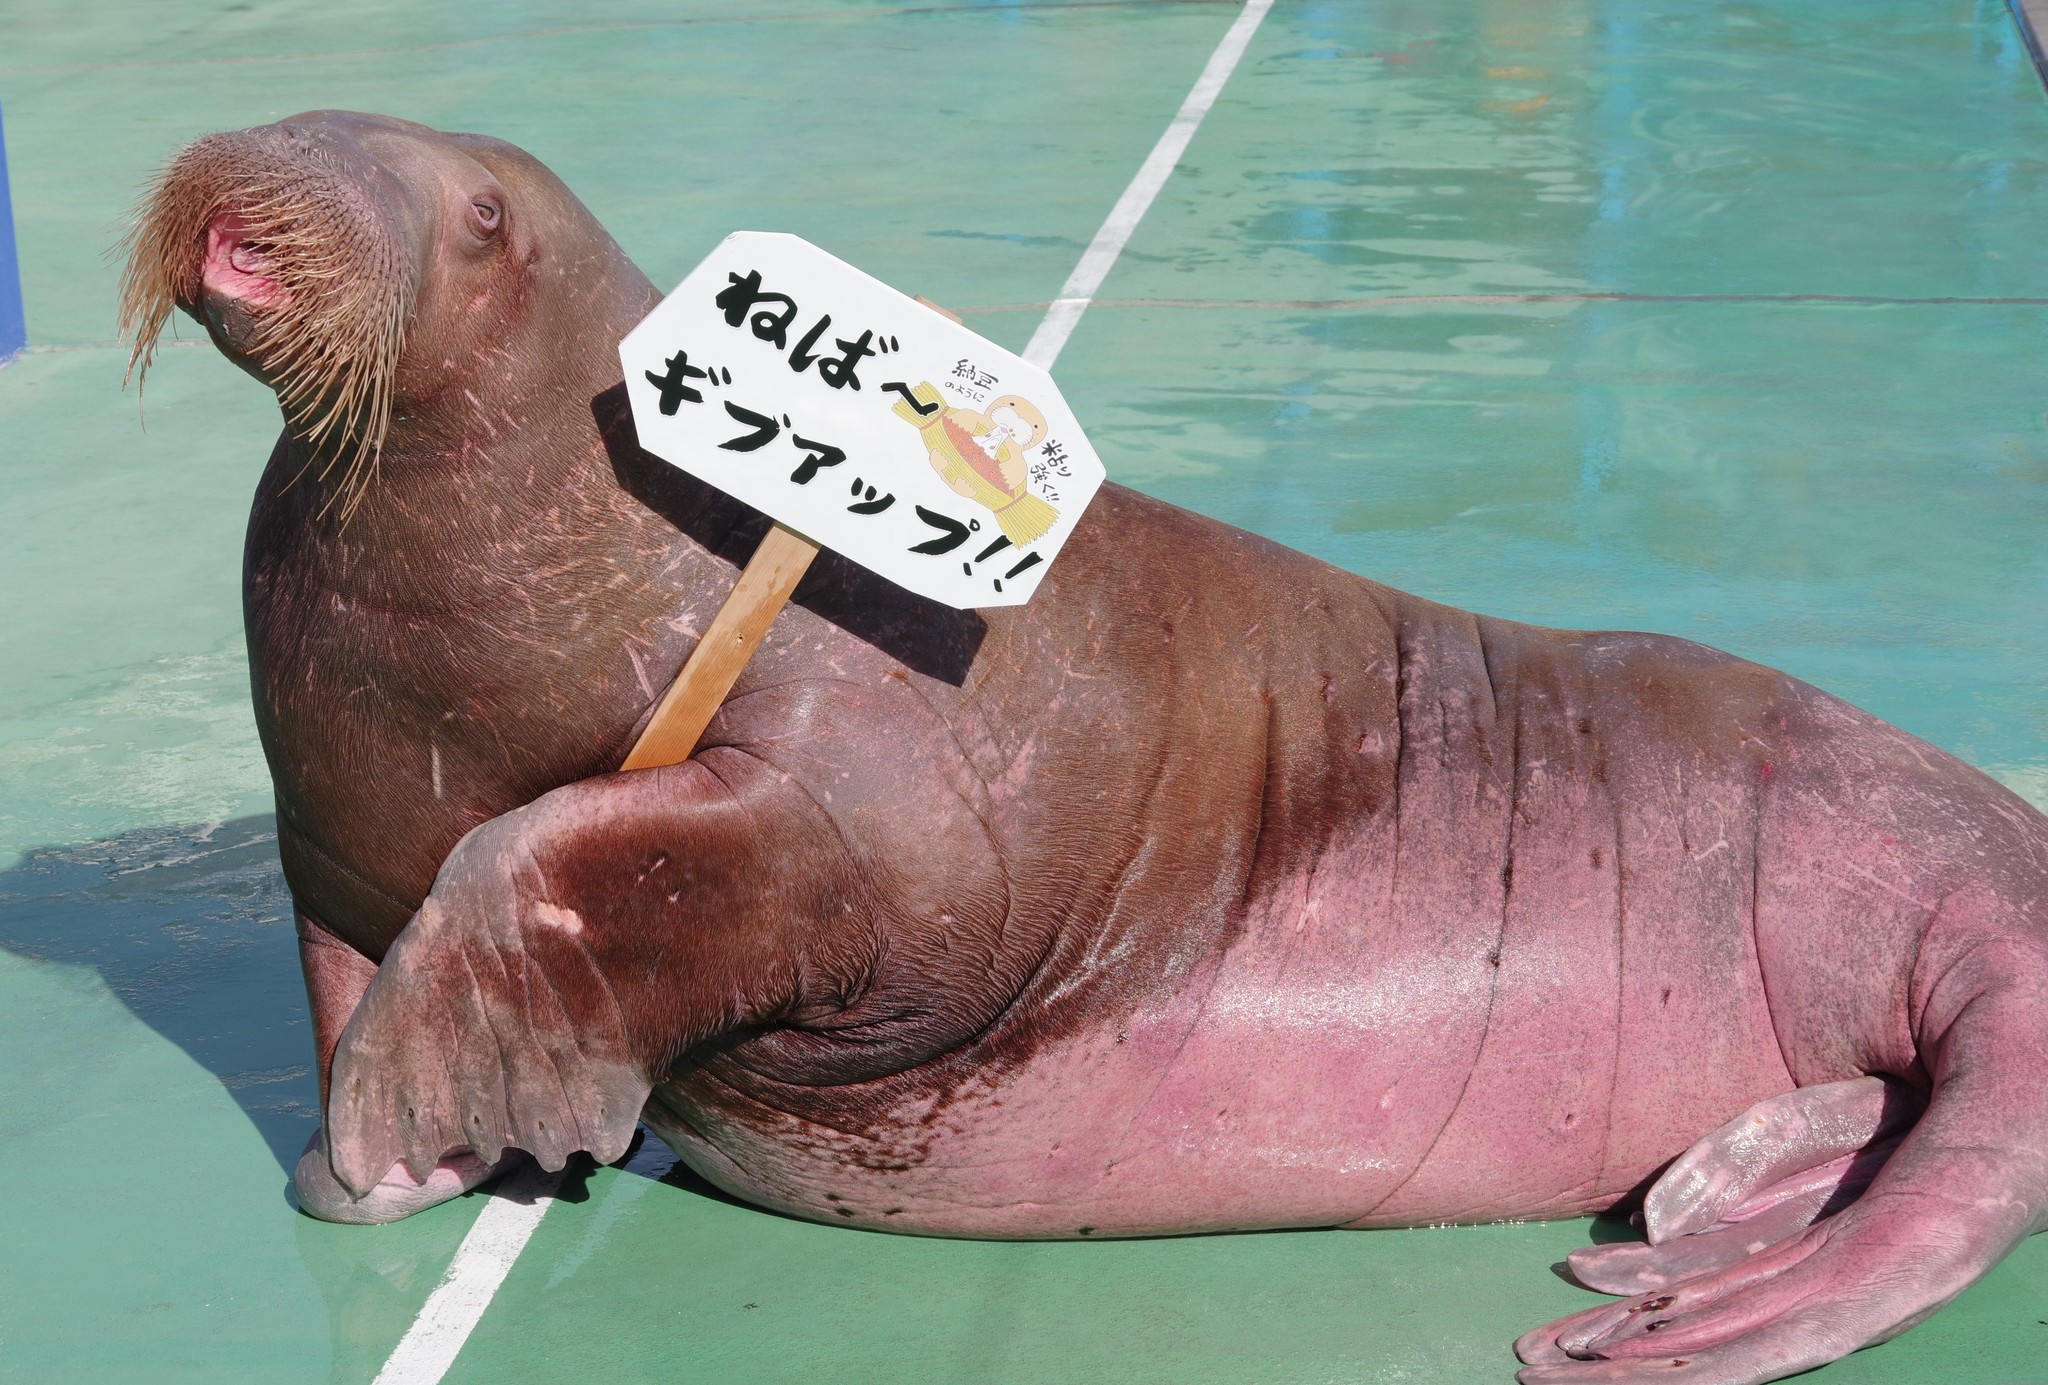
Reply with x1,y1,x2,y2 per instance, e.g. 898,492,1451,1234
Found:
121,112,2048,1384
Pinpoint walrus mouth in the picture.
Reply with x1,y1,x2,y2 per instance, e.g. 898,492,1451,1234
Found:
119,129,416,519
203,213,292,308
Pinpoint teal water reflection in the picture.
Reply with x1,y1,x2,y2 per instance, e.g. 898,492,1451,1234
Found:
1068,0,2048,801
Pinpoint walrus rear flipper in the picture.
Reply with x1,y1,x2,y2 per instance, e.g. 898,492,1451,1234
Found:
1516,894,2048,1383
1561,1078,1920,1295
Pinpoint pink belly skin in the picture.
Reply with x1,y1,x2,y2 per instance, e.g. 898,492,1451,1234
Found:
646,807,1796,1239
641,623,2027,1245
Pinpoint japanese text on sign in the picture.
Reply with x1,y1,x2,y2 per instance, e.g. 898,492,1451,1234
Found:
619,232,1105,609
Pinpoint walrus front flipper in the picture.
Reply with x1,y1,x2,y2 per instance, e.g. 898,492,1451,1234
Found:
293,1127,506,1224
323,753,869,1199
1515,901,2048,1383
290,908,513,1221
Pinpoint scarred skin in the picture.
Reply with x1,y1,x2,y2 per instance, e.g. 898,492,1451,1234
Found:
137,113,2048,1384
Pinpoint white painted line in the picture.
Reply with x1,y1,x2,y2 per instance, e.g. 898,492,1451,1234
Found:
367,9,1273,1380
1022,0,1275,369
370,1161,565,1385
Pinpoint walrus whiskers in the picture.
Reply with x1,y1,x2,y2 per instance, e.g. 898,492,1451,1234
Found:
119,136,414,520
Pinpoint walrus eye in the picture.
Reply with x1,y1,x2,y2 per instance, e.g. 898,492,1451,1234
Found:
470,197,502,235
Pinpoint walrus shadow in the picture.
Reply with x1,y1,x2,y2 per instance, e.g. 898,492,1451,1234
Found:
0,815,318,1179
600,1126,762,1214
595,384,988,686
0,821,732,1220
0,815,911,1227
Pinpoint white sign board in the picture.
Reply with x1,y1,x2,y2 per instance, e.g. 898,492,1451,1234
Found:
620,232,1105,609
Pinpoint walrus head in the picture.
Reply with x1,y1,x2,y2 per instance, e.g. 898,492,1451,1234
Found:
121,111,640,520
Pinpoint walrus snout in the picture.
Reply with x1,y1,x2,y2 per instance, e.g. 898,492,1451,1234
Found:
122,115,420,513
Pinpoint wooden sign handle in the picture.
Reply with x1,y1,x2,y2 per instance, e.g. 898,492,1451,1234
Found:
620,522,821,770
621,302,956,771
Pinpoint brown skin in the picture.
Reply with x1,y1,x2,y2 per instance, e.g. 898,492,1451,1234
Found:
129,114,2048,1385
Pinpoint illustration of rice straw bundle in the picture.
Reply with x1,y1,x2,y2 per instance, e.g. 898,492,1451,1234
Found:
892,382,1060,547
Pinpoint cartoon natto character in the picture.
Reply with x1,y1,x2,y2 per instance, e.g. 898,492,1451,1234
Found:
892,384,1059,546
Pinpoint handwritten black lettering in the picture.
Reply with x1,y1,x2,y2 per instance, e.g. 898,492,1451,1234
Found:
788,434,846,485
714,269,799,348
786,314,831,373
645,350,707,414
815,329,875,390
718,402,784,452
883,381,939,417
908,506,974,555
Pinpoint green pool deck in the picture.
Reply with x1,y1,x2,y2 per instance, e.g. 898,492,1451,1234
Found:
4,1,2048,1380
